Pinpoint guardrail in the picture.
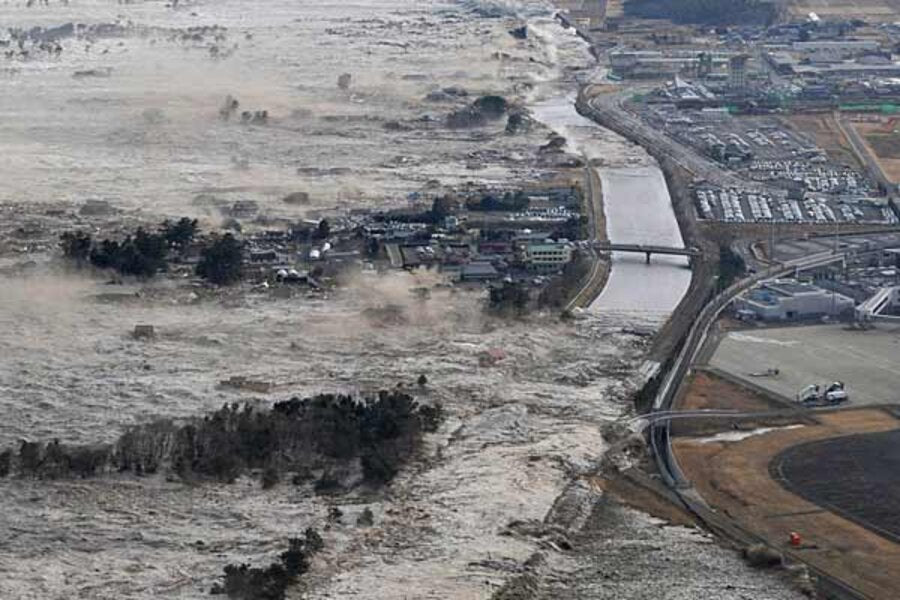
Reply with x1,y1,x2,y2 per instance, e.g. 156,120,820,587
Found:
649,250,844,486
646,249,875,599
591,242,700,257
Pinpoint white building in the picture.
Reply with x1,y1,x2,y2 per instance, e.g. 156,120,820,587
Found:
523,242,574,272
736,279,855,321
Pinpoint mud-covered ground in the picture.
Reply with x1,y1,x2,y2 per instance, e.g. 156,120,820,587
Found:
0,268,804,600
538,495,806,600
0,0,807,598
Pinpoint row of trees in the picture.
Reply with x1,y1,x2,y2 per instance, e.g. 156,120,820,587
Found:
718,243,747,290
3,391,443,487
550,215,588,241
537,250,592,310
60,218,244,285
488,280,531,317
388,189,559,225
197,234,244,285
465,191,530,212
625,0,780,25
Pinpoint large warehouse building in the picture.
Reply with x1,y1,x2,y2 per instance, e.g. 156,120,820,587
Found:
736,279,855,321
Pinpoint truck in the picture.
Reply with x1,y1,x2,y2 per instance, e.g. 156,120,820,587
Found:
797,382,849,406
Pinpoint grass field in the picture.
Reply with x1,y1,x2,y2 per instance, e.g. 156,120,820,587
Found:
854,120,900,183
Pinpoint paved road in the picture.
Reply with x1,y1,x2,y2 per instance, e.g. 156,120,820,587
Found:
582,92,792,200
584,92,749,188
578,83,876,600
646,249,874,599
591,242,699,258
651,250,851,484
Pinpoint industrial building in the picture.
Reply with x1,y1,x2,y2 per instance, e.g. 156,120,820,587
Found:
765,54,900,79
610,50,732,79
792,40,880,59
735,279,855,321
795,61,900,79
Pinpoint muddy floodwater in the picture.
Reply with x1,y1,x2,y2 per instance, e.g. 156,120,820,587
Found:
0,0,804,598
0,0,555,216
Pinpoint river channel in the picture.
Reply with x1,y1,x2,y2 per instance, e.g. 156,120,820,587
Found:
527,14,691,324
530,94,692,322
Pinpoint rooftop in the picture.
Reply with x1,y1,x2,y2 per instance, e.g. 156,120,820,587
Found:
768,281,821,296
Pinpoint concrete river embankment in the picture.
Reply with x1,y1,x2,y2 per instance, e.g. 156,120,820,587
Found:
591,166,691,318
530,96,692,323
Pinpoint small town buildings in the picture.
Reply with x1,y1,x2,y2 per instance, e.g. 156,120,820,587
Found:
460,261,501,282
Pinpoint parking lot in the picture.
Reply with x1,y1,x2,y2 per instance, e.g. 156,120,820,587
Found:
645,106,861,165
710,323,900,406
695,186,896,224
635,104,896,224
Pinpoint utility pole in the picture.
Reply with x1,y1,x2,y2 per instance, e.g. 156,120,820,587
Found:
770,214,776,265
833,216,840,254
831,218,840,317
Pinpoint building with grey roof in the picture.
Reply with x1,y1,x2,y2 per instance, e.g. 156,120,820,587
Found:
736,279,855,321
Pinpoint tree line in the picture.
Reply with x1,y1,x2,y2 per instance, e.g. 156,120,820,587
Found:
625,0,780,25
60,217,244,285
2,391,443,488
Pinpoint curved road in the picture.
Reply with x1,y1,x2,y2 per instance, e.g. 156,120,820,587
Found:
650,250,847,486
647,248,886,600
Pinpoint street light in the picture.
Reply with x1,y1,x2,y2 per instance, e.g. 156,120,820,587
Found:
831,217,840,318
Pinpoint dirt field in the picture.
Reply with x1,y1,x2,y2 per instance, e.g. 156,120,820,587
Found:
675,408,900,600
595,471,698,528
672,369,810,437
854,120,900,183
774,429,900,543
679,369,786,413
784,114,862,171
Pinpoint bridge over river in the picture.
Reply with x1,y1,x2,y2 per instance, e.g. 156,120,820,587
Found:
591,242,700,264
